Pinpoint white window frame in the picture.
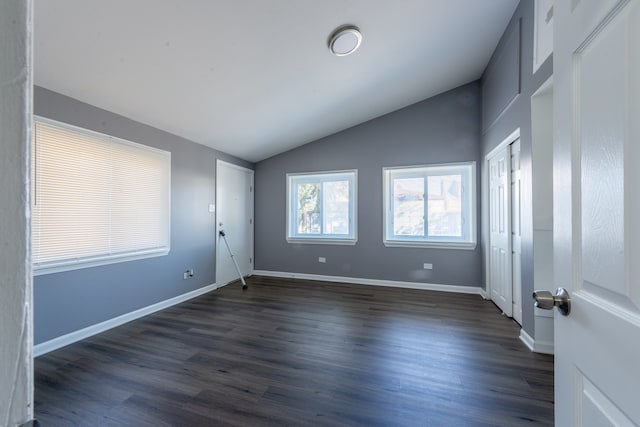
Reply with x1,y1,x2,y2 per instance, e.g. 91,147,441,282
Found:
286,170,357,245
383,162,476,249
32,116,171,275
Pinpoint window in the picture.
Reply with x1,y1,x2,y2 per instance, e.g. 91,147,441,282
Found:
287,170,357,244
383,162,476,249
32,117,171,274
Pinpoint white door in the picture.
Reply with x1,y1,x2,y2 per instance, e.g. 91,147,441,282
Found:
510,139,522,324
553,0,640,424
489,145,512,316
216,160,254,287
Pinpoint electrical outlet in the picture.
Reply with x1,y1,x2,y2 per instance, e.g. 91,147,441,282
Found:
423,263,433,270
318,257,326,263
183,271,189,280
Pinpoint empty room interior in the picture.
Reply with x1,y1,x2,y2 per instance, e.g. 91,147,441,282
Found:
3,0,640,426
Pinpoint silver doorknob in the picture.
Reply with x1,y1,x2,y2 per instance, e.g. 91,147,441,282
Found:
532,287,571,316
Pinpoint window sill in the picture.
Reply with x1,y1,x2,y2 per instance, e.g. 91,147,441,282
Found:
383,240,476,250
33,248,170,276
287,237,357,246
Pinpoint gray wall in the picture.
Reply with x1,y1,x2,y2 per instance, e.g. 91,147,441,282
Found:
34,87,253,345
480,0,553,337
255,82,482,287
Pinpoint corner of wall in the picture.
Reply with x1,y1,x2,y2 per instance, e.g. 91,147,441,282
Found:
0,0,34,424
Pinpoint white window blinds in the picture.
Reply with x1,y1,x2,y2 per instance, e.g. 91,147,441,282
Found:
32,118,171,274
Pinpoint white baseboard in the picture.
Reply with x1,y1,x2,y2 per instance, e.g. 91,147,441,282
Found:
253,270,485,296
34,283,217,357
519,329,535,351
519,328,554,355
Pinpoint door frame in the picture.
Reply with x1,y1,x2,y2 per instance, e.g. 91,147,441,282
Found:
510,138,523,325
215,159,254,287
529,76,555,354
485,128,520,314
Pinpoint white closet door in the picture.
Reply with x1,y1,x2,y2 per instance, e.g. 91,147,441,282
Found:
489,146,512,316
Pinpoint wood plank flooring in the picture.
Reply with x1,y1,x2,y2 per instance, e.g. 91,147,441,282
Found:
34,276,554,426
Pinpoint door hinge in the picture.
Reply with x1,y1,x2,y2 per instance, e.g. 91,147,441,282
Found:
249,218,253,225
250,185,253,192
249,257,252,264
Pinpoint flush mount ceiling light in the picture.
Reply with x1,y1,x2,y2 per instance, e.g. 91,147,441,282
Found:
328,25,362,56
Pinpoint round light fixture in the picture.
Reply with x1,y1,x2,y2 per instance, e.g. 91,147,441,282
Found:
328,25,362,56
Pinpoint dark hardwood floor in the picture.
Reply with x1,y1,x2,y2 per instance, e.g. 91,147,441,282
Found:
34,276,554,426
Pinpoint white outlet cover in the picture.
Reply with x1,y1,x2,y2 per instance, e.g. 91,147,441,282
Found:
319,257,326,263
423,263,433,270
208,204,215,213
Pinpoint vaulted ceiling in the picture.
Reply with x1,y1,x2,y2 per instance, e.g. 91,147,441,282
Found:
34,1,519,162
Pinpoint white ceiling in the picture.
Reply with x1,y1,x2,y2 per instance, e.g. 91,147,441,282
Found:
34,1,519,163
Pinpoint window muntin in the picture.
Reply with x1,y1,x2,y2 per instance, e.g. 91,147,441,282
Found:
287,170,357,244
384,162,476,249
32,117,171,274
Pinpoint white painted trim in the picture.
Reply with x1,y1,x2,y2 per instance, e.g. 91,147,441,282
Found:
533,0,554,73
33,248,170,276
383,241,477,250
534,339,554,354
532,75,554,98
253,270,484,296
485,128,521,161
34,283,217,357
286,237,357,245
519,328,554,355
519,328,535,351
216,159,253,174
